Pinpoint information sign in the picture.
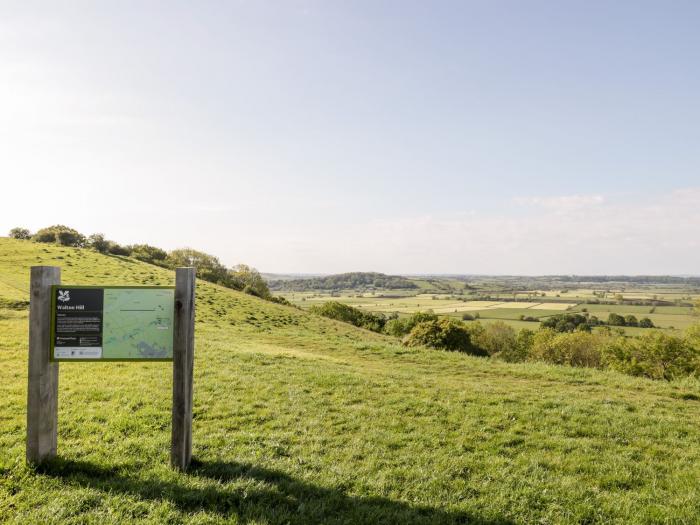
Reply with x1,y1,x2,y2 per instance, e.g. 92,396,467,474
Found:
50,286,175,361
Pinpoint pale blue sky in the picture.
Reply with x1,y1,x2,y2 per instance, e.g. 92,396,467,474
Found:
1,1,699,273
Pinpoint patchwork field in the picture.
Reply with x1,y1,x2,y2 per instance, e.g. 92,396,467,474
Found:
281,290,698,333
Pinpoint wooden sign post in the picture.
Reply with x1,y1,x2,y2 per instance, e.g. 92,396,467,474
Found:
26,266,60,465
171,267,196,471
26,265,196,471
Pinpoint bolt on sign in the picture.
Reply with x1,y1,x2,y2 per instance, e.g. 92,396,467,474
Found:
50,286,175,361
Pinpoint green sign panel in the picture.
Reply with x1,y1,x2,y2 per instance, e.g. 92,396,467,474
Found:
50,286,175,361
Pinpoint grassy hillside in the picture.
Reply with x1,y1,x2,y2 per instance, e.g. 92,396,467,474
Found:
2,237,700,524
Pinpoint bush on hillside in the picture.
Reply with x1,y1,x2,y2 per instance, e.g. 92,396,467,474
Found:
269,295,293,306
229,264,271,299
107,243,132,256
130,244,168,265
602,331,700,380
384,311,438,337
469,321,523,360
529,329,604,368
8,227,31,240
404,319,487,356
309,301,387,333
33,225,85,247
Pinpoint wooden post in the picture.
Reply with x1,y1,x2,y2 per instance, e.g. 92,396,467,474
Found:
26,266,60,465
171,267,195,470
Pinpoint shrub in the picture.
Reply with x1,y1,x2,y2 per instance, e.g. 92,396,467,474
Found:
33,225,85,247
384,311,438,337
686,324,700,347
470,321,520,360
384,318,407,337
8,227,31,240
625,315,639,327
404,319,486,356
529,329,604,368
107,243,132,256
130,244,168,265
269,296,292,306
462,313,475,321
309,301,386,333
602,331,699,380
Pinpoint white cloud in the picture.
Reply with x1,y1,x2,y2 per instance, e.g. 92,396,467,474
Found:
223,189,700,274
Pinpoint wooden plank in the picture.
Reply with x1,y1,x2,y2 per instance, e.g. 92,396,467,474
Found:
171,267,195,470
26,266,60,464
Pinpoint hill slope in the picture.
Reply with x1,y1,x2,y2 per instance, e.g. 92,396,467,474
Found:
1,237,700,524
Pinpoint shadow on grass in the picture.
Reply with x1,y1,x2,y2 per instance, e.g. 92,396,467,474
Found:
38,457,514,524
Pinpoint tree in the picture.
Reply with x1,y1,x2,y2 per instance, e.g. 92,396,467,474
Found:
607,313,626,326
8,227,31,240
87,233,110,253
471,321,520,360
130,244,168,265
229,264,271,299
404,319,486,356
33,225,85,247
167,248,229,285
384,311,438,337
541,313,591,333
639,317,654,328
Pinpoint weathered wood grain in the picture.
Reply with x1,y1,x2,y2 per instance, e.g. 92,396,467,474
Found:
26,266,60,464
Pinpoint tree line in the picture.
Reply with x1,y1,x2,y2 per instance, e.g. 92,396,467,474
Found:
269,272,418,291
539,312,655,331
8,225,289,304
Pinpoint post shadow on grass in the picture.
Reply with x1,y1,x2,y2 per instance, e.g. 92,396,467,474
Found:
37,457,515,525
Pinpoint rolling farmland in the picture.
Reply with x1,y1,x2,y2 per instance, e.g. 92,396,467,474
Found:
280,286,699,334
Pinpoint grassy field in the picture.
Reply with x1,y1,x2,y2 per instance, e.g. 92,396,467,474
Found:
2,238,700,523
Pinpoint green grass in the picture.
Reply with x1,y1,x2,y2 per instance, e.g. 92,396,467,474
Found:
3,238,700,523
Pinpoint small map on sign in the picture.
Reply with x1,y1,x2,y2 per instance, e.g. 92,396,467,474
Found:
102,289,175,359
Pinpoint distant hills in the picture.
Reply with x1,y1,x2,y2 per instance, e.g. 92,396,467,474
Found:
268,272,418,291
